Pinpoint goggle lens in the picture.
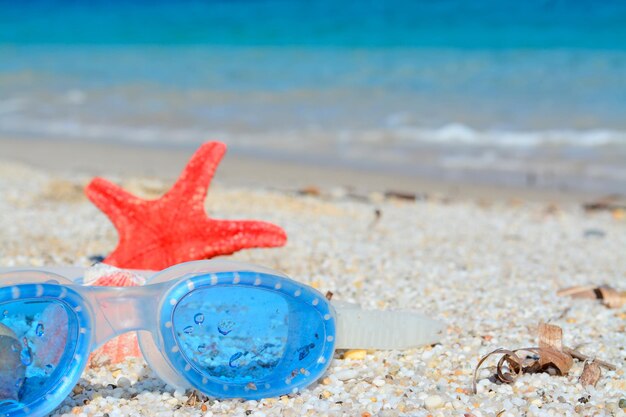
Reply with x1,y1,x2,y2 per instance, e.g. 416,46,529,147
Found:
173,285,327,388
0,299,75,412
174,286,289,382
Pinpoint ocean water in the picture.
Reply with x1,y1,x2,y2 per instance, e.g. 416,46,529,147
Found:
1,0,625,193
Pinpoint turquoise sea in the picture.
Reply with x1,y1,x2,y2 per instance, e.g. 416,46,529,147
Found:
1,1,625,193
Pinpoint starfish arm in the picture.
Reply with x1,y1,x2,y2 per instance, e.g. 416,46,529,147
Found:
85,141,289,270
198,219,288,258
85,177,143,231
164,141,227,205
103,243,158,269
103,218,287,270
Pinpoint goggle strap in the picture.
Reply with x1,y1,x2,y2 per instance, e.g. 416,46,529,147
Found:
333,301,445,350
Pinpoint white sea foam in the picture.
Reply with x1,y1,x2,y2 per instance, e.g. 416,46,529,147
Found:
2,115,624,151
389,123,626,148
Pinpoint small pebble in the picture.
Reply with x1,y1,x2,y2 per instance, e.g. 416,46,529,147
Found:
372,378,385,387
583,228,606,238
424,395,444,410
116,377,131,388
334,369,359,381
343,349,367,360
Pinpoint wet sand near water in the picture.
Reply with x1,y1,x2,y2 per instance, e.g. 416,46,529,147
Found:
0,136,611,204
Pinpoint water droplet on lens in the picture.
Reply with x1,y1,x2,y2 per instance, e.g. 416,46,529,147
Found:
217,319,235,335
20,348,32,366
44,363,54,375
183,326,193,334
197,343,207,353
229,352,243,367
194,313,204,325
297,343,315,361
35,323,44,337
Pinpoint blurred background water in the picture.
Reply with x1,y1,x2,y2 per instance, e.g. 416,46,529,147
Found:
1,0,625,193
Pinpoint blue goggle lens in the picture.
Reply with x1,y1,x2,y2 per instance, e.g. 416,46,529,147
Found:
173,285,327,388
0,299,76,412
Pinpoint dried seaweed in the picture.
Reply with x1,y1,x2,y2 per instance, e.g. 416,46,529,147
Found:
557,285,625,308
579,361,602,387
184,390,208,407
536,322,573,375
368,208,383,230
563,347,617,371
384,190,418,201
298,186,321,197
583,195,626,212
471,322,615,394
538,322,563,350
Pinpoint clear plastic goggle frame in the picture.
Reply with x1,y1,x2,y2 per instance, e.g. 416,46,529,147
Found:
0,260,443,417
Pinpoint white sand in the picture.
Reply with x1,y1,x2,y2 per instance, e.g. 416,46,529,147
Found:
0,161,624,417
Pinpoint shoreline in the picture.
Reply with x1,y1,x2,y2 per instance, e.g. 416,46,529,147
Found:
0,136,610,203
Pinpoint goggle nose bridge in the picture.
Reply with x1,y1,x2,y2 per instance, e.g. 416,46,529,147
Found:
82,282,168,349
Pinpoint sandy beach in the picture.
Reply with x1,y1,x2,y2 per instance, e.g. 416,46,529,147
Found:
0,148,624,417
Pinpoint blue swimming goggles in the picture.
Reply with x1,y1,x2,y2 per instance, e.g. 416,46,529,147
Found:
0,260,444,417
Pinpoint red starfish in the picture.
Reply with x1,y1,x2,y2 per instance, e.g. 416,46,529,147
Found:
85,141,287,270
